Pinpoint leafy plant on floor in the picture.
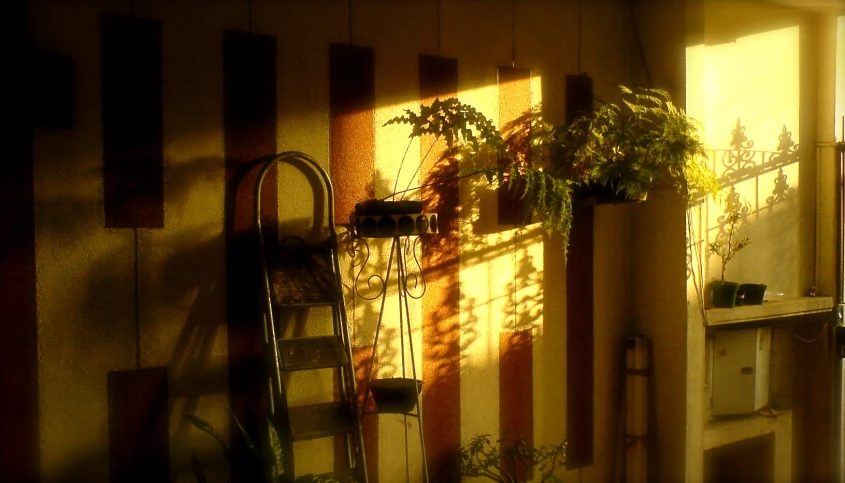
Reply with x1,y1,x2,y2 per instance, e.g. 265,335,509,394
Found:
186,408,312,483
459,434,567,483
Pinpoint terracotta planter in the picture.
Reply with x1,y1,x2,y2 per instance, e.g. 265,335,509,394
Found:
710,281,740,308
370,378,422,414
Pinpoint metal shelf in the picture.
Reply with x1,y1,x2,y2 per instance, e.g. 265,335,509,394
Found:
704,296,834,327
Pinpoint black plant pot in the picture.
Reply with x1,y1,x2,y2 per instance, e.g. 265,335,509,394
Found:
710,281,740,308
370,378,422,414
355,199,423,216
739,283,767,305
574,181,648,206
353,200,438,237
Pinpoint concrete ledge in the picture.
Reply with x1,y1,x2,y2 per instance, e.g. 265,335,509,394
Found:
705,297,834,326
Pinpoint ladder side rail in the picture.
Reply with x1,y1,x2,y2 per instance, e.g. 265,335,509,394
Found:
254,155,296,480
257,152,368,482
254,156,286,402
288,152,369,481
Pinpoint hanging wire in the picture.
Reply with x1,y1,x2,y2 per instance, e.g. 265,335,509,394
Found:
512,230,519,327
436,0,442,56
393,138,415,201
577,0,582,73
627,0,653,87
348,0,353,44
134,228,141,369
247,0,253,33
511,0,517,66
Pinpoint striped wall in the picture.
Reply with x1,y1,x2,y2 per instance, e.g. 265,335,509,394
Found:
18,1,638,482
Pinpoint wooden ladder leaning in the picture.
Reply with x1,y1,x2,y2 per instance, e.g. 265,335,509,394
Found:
254,152,367,483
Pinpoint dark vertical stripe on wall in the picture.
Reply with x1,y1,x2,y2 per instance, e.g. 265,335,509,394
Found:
497,66,531,225
0,1,38,481
565,206,594,467
108,368,170,483
419,54,461,483
102,15,164,228
500,330,534,479
329,44,375,225
223,30,278,449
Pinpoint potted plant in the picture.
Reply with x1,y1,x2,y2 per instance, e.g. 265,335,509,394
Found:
708,196,751,308
459,433,567,483
354,98,505,238
738,282,767,305
539,86,719,204
383,86,719,250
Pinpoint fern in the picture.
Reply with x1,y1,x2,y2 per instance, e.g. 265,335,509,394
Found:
384,86,719,254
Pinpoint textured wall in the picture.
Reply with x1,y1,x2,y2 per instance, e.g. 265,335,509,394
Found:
22,1,642,482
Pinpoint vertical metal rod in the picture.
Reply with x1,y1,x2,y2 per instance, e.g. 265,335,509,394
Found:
400,236,429,483
837,142,845,483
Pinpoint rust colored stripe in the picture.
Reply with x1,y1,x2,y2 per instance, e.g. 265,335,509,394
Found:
102,15,164,228
499,330,534,478
566,206,594,467
108,368,170,483
419,54,461,483
497,66,532,225
335,347,379,482
329,44,375,225
223,30,278,449
0,2,38,480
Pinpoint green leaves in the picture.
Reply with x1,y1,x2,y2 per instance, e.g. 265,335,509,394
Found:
384,97,503,151
459,433,568,483
709,195,751,281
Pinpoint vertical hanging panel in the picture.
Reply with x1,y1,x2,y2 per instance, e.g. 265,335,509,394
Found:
565,205,594,467
329,44,375,225
223,30,278,426
0,1,38,480
419,54,461,483
497,66,532,226
31,50,74,129
499,330,534,478
335,347,378,482
107,368,170,483
102,15,164,228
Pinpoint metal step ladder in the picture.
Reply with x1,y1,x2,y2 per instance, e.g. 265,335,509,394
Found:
254,152,367,483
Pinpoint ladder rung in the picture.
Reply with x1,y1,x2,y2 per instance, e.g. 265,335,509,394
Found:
279,336,349,371
289,402,356,441
267,250,341,307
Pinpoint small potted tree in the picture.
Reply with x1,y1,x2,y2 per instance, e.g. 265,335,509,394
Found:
708,196,751,308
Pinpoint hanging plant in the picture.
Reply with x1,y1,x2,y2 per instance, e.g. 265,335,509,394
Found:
382,85,720,251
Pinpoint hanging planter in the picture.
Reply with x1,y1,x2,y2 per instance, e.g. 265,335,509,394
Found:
573,180,648,206
369,377,423,414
